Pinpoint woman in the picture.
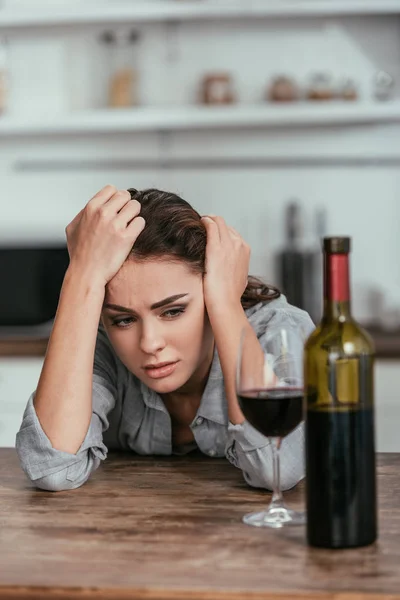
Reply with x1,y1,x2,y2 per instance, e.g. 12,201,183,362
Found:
16,185,314,492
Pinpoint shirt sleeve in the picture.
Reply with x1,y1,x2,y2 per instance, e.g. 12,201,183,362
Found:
15,325,117,492
225,420,305,490
225,308,314,490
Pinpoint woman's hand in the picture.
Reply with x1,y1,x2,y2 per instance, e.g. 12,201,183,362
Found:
65,184,145,286
201,215,250,312
201,215,252,425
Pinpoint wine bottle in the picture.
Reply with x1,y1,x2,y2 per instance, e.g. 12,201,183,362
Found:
304,207,326,324
276,201,305,310
304,237,377,549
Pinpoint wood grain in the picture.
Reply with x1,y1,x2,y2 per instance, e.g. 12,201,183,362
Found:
0,450,399,599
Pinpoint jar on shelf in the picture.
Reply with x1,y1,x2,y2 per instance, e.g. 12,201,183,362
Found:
373,70,395,101
307,72,334,101
339,77,358,101
199,72,236,105
267,75,299,102
100,29,140,108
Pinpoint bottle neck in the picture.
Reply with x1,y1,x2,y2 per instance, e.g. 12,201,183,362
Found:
323,252,352,321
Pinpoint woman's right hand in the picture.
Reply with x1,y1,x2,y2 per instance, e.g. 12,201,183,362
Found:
65,184,145,286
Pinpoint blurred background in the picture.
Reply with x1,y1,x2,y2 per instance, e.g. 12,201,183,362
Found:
0,0,400,450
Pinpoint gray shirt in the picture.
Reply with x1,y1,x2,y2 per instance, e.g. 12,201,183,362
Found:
15,295,314,492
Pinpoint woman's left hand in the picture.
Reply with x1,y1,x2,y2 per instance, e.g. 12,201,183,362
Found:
201,215,250,313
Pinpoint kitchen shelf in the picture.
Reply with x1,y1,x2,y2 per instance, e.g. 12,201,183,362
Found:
0,337,48,357
1,103,400,136
2,1,400,30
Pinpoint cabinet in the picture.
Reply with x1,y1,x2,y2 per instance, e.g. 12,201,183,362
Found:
0,357,43,447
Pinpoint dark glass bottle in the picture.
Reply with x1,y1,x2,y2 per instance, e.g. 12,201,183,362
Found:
277,201,305,310
304,237,377,549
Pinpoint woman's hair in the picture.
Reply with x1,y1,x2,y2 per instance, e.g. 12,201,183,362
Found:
127,187,280,309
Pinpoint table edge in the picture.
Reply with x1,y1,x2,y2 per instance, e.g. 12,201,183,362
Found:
1,586,399,600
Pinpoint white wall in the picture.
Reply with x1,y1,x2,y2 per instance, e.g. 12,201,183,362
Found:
1,6,400,324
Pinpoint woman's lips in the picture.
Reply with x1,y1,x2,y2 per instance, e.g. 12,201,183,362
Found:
144,361,179,379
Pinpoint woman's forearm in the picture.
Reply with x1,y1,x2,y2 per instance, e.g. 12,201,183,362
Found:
207,302,264,425
33,266,106,454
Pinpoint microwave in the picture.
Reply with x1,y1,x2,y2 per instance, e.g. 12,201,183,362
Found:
0,244,70,329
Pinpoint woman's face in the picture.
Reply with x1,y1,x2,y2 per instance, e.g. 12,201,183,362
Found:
101,258,214,395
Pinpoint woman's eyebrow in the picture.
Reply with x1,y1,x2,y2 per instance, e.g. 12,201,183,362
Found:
103,293,189,313
151,293,189,310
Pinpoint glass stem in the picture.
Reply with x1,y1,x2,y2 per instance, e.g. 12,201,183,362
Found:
269,437,285,508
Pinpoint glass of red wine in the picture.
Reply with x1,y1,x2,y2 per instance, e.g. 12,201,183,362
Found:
236,325,306,528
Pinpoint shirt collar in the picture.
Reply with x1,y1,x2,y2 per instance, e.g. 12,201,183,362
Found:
140,380,167,412
196,345,227,426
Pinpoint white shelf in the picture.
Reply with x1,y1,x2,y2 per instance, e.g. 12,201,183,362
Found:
2,1,400,29
1,103,400,136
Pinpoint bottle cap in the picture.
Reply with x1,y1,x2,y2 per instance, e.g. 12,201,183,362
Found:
323,237,350,254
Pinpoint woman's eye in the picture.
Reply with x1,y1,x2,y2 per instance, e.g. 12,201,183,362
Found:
163,307,186,318
111,307,185,327
111,317,135,328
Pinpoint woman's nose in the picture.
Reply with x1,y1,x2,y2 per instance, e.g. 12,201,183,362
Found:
139,323,166,355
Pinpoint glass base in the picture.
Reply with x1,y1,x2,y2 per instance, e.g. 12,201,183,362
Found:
242,507,306,528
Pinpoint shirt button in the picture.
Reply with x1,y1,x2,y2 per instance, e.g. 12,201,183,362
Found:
195,417,204,426
208,449,216,457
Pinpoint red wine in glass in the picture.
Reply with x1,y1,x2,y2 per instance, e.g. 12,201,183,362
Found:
238,386,303,439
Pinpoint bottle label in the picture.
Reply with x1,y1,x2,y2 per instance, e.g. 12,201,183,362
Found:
326,254,349,302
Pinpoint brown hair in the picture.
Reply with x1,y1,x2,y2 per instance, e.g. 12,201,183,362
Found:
127,188,280,309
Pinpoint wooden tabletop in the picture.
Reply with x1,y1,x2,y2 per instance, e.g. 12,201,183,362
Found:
0,449,399,600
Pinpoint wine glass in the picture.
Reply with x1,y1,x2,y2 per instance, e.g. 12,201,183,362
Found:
236,325,306,528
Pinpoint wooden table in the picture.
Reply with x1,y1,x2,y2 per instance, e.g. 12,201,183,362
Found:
0,449,399,600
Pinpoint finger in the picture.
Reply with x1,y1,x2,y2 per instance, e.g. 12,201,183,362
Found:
89,184,118,208
209,215,233,242
107,190,135,213
202,215,232,243
201,216,221,243
228,226,241,239
125,215,146,239
229,227,250,255
115,197,141,226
